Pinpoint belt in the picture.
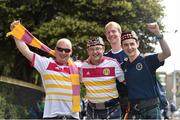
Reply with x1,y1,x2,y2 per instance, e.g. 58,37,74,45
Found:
130,97,160,111
88,98,119,110
53,115,76,119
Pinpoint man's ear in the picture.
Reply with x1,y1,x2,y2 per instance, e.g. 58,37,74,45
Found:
102,46,105,52
137,41,140,47
86,48,90,55
70,50,72,55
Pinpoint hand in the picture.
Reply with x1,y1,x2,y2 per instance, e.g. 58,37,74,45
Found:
146,22,161,35
10,20,20,30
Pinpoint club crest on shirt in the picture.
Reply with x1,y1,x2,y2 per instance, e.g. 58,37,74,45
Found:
103,68,110,75
136,62,143,71
124,57,128,62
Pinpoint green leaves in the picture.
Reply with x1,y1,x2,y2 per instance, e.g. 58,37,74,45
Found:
1,0,164,79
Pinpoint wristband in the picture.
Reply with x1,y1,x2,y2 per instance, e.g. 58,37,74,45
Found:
156,33,163,41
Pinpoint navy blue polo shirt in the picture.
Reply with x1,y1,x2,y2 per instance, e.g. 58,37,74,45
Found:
122,54,164,101
104,50,127,64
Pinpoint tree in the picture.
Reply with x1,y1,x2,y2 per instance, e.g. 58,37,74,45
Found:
0,0,164,82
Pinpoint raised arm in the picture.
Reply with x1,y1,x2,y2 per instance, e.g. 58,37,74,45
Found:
147,22,171,62
11,21,34,62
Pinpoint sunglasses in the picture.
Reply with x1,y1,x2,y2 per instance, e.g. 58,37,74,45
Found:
56,47,71,53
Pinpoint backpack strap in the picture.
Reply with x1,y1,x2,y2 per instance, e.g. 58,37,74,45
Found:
141,55,168,108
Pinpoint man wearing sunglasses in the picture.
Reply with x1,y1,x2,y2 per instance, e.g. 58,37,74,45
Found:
80,36,125,119
10,21,80,119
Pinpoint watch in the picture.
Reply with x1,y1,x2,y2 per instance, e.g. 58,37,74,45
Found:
156,33,163,40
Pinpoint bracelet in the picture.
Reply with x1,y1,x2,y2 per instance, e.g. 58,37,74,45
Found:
156,33,163,41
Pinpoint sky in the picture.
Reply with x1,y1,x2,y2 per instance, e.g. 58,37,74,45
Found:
155,0,180,74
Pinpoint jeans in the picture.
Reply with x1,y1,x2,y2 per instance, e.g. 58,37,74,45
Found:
86,102,122,119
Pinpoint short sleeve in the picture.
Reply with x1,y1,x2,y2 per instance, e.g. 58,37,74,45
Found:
33,54,51,73
114,60,125,82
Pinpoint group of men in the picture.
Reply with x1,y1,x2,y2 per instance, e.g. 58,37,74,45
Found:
10,20,171,119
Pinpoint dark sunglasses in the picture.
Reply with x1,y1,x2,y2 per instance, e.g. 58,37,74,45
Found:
56,47,71,53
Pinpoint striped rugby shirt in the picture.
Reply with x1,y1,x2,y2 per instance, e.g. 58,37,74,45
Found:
81,56,124,103
32,54,79,119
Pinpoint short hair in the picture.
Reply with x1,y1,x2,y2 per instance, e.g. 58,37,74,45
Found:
56,38,72,48
105,21,122,33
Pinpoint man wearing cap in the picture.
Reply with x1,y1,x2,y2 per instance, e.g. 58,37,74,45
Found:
104,21,128,118
80,36,125,119
121,22,171,119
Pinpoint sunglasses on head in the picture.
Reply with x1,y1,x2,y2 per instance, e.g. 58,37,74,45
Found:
56,47,71,53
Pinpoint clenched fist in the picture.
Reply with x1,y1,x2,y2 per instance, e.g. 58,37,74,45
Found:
10,20,20,30
146,22,161,35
